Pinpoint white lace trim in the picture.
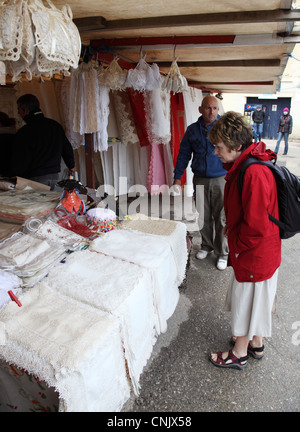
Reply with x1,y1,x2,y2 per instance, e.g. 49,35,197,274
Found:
0,284,130,411
125,57,161,92
43,249,158,394
161,58,188,93
0,0,81,83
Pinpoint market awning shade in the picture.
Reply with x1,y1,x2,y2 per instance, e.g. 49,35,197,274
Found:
49,0,300,94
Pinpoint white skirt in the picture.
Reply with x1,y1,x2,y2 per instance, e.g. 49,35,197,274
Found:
225,269,279,340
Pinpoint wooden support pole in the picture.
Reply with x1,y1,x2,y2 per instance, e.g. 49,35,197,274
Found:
84,133,95,189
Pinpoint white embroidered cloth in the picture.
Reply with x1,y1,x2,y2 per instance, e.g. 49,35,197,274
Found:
90,222,187,333
0,232,66,287
0,269,21,311
43,249,158,394
0,284,130,412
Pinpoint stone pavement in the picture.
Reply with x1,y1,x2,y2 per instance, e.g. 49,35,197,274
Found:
122,139,300,413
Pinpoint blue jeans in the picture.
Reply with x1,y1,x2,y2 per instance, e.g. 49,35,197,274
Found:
275,132,289,154
253,123,263,141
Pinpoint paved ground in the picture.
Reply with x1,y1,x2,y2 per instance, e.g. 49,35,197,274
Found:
122,139,300,413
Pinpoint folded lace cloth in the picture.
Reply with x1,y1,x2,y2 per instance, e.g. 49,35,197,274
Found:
90,222,187,333
0,283,130,412
0,232,66,287
43,249,158,395
119,216,188,286
0,269,21,311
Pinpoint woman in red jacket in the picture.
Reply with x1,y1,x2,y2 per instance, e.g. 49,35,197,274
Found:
208,111,281,369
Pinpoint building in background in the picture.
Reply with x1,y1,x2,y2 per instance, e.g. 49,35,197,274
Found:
222,43,300,141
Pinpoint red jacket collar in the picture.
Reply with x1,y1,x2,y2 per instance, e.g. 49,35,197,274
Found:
224,141,277,181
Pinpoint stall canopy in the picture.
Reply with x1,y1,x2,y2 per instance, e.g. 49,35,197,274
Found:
50,0,300,95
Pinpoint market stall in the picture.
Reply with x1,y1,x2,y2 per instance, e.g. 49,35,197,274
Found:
0,185,188,412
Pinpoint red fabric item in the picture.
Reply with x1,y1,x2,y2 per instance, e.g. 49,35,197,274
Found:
224,142,281,282
170,93,186,186
127,88,151,147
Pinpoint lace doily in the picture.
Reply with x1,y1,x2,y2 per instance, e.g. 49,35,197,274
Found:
0,0,23,62
0,0,81,83
98,58,128,91
126,56,161,92
0,283,130,412
161,58,188,93
43,248,158,394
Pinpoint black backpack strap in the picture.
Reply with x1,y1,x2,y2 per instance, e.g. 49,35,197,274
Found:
238,157,283,228
237,157,272,195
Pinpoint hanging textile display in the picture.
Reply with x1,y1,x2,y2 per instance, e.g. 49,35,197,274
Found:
94,84,110,152
60,77,85,149
125,56,161,92
67,61,110,151
170,92,186,186
111,90,140,146
127,88,152,147
0,0,81,84
182,87,203,196
161,58,188,94
97,57,127,91
150,83,171,146
72,62,101,135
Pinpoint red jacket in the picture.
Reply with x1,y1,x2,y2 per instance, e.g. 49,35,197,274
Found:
224,142,281,282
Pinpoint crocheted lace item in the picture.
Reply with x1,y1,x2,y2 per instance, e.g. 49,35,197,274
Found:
119,215,188,286
0,0,81,83
0,231,66,287
90,226,184,333
29,0,81,72
0,269,21,310
126,57,161,92
44,249,158,394
161,58,188,93
0,283,130,412
33,219,86,250
0,0,23,62
112,90,140,146
60,77,84,149
71,62,101,134
0,232,53,268
98,58,128,91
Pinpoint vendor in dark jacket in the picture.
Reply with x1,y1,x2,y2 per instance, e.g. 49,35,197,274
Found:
9,94,75,190
252,105,265,142
173,95,228,271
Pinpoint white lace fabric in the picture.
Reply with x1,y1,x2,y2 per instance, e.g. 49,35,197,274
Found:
0,283,130,412
161,58,188,93
126,57,161,92
90,219,187,333
0,0,81,83
0,217,188,410
43,249,158,394
97,58,128,91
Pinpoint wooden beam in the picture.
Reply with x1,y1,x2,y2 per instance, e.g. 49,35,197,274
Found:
188,81,274,86
74,16,106,31
76,9,300,33
157,59,281,68
91,35,236,47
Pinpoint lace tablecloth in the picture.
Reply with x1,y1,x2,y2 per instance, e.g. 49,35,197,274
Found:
0,218,188,411
0,284,130,412
43,249,158,395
